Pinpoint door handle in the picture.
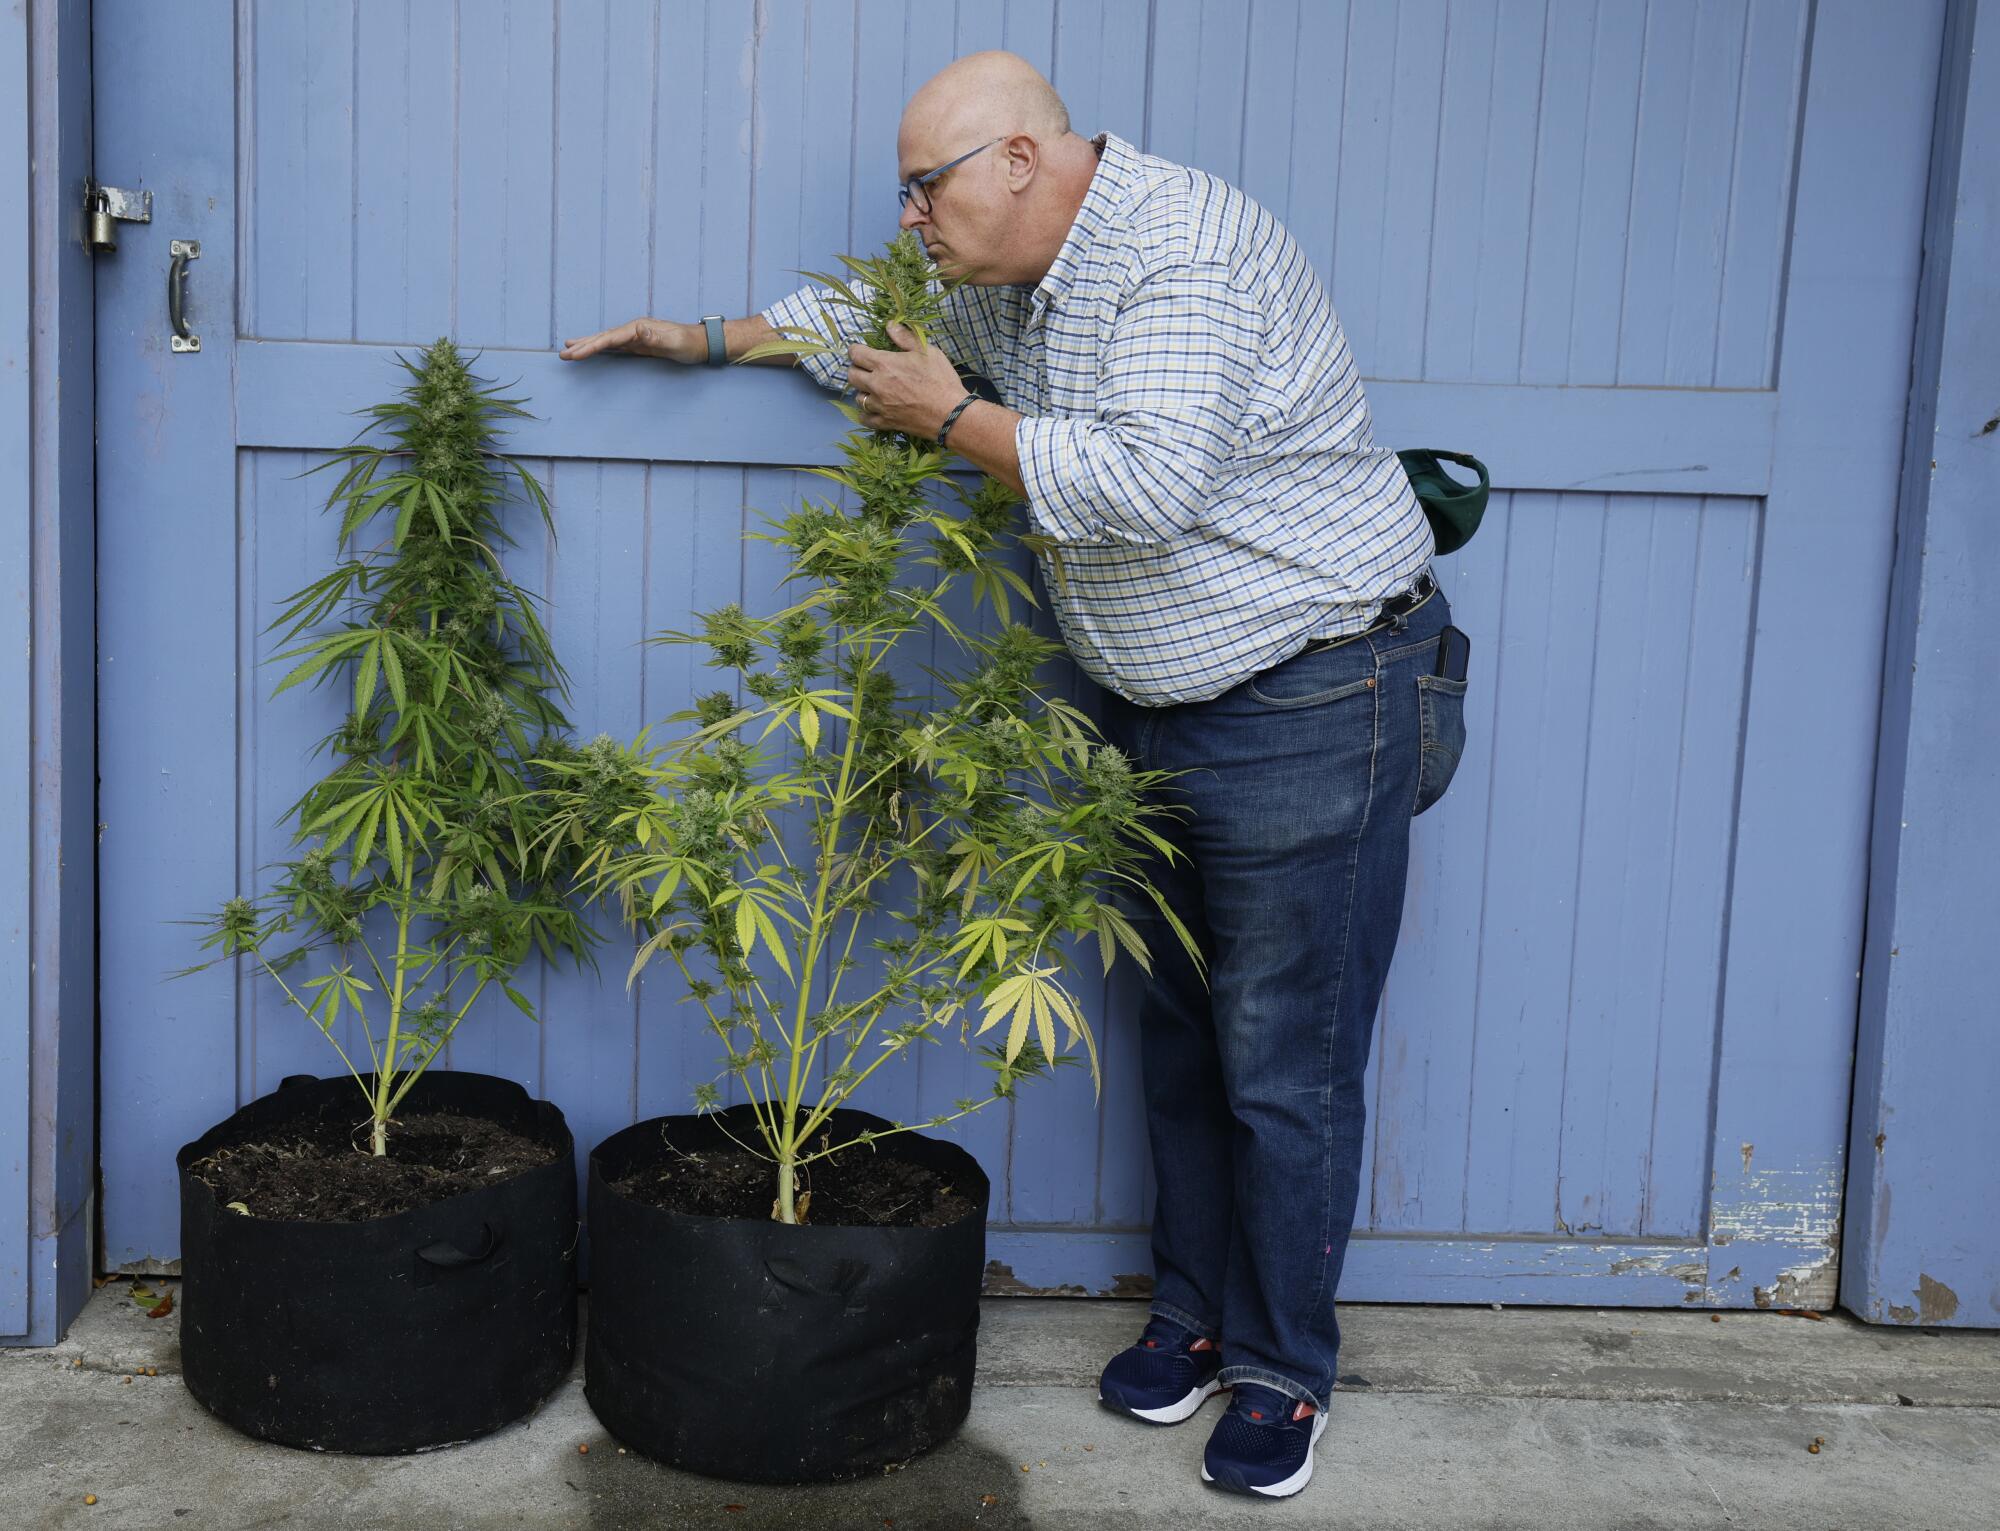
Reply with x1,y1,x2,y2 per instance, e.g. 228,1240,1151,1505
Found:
168,239,201,353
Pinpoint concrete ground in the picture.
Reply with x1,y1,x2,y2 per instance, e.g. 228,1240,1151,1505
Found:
4,1285,1998,1529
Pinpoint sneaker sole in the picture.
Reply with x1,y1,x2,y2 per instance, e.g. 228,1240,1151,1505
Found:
1097,1377,1225,1426
1201,1408,1330,1498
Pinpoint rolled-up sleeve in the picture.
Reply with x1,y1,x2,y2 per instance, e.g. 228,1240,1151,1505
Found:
760,278,1001,396
758,284,867,392
1016,262,1262,547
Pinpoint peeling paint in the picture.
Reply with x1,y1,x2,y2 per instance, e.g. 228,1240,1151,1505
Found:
1752,1260,1835,1310
979,1260,1152,1300
1740,1142,1755,1172
1889,1303,1919,1324
982,1260,1086,1298
1604,1253,1706,1283
1917,1273,1960,1324
1710,1156,1841,1309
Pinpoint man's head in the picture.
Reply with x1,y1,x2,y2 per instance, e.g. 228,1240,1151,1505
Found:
896,52,1100,286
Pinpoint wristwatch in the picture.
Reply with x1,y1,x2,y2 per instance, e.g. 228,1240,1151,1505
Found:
700,314,727,367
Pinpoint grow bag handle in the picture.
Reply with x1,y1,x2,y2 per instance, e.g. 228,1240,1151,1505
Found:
416,1223,501,1270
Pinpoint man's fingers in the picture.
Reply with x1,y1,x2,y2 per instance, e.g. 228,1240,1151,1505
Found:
560,320,642,360
885,321,923,350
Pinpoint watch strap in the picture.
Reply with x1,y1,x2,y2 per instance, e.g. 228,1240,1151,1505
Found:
700,314,727,367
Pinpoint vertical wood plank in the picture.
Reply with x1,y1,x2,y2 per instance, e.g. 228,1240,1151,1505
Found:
1560,0,1645,384
1555,496,1704,1236
539,458,651,1192
96,0,241,1268
1643,497,1757,1238
1712,0,1808,389
1457,491,1604,1233
1368,495,1506,1230
456,0,556,347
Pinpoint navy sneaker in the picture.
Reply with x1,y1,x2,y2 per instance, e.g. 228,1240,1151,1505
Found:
1096,1315,1225,1424
1201,1383,1329,1498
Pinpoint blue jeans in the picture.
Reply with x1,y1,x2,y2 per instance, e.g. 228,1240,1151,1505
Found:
1099,587,1467,1410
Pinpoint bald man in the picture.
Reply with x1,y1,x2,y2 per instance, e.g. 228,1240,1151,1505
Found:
560,50,1468,1501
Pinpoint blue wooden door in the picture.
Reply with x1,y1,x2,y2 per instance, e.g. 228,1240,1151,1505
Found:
96,1,1941,1305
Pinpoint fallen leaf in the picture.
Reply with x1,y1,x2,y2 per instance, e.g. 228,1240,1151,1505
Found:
724,1506,745,1514
981,1495,999,1506
147,1293,174,1319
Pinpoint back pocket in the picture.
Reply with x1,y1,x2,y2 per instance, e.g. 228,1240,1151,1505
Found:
1413,674,1469,816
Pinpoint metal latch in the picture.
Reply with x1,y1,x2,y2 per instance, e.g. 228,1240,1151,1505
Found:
85,180,152,253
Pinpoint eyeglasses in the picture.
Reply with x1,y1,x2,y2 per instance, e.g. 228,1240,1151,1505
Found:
897,138,1003,215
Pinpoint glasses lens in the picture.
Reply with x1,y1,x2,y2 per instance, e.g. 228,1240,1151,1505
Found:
900,177,928,214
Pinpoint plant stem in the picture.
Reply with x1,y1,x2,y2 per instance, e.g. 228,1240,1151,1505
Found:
773,653,869,1222
373,878,415,1157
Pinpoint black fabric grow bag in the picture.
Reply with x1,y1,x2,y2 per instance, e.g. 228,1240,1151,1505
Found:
176,1070,577,1454
585,1105,989,1483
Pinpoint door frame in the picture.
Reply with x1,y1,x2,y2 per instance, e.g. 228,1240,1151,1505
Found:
4,0,98,1346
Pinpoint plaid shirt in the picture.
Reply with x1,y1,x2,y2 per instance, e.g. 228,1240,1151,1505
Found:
761,131,1432,706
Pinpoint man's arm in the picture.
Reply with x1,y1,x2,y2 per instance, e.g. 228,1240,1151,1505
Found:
938,401,1026,500
557,314,797,366
1011,263,1261,547
848,264,1260,541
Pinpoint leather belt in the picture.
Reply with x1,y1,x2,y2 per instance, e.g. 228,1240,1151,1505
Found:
1299,570,1438,657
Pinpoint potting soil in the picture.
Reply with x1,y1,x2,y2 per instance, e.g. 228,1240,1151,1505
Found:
610,1138,975,1228
188,1109,560,1222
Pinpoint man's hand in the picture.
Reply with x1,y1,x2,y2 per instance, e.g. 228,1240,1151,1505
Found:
558,318,703,363
847,323,965,439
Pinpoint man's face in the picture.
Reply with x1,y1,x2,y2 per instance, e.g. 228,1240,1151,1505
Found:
896,120,1013,284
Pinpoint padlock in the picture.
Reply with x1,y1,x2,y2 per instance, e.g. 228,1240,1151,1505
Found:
89,191,118,253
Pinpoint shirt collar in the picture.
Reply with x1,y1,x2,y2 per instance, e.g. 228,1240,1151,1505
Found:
1033,131,1137,311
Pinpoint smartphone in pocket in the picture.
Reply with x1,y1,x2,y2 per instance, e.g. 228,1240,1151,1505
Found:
1435,625,1471,683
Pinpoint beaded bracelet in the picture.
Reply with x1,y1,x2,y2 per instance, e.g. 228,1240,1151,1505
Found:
936,393,980,448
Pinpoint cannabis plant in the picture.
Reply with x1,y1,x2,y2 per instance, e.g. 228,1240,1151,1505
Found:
182,339,595,1155
537,235,1197,1223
